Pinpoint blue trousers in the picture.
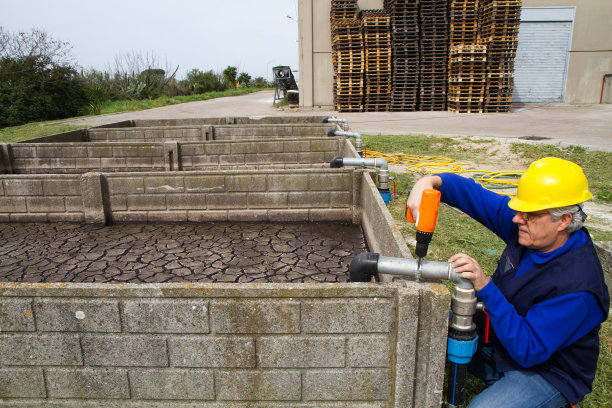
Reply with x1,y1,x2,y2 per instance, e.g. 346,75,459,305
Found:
467,346,569,408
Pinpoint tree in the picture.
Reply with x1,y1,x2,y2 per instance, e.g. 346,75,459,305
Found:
237,72,251,88
183,69,226,94
0,27,87,127
223,66,238,89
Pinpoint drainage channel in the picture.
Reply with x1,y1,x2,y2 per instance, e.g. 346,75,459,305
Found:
0,222,367,284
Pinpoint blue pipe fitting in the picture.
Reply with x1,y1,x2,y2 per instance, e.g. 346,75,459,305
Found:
379,189,391,205
447,335,479,365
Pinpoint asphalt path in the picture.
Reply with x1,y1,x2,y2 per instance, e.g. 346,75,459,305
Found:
67,90,612,152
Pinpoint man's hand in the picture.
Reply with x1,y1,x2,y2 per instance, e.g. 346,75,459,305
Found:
449,253,490,291
406,175,442,221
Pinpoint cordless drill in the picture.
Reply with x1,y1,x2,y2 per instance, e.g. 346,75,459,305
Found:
406,189,441,259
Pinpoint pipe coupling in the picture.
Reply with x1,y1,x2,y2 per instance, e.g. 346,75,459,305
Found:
450,286,477,332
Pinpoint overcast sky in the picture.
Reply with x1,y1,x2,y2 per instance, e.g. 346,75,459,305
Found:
1,0,300,81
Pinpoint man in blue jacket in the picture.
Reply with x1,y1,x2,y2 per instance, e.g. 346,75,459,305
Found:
407,157,609,408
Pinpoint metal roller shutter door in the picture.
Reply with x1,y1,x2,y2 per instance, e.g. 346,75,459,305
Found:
513,20,572,102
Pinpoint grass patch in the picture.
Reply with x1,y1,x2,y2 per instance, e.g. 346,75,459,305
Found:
369,134,611,407
98,88,267,115
0,122,86,143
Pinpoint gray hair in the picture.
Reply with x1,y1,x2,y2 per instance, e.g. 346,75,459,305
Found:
548,204,587,234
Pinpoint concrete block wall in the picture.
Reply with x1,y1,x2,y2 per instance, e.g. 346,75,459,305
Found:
0,169,361,224
104,169,360,224
0,281,450,407
132,115,329,127
86,124,336,143
3,138,345,174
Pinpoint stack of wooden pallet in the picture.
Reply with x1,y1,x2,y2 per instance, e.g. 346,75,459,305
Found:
419,0,449,111
448,44,487,113
385,0,420,111
330,0,363,112
480,0,522,112
449,0,479,45
362,10,392,111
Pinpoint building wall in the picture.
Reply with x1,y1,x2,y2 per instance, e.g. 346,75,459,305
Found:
298,0,611,106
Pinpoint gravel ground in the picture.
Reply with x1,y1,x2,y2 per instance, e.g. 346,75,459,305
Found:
0,222,367,284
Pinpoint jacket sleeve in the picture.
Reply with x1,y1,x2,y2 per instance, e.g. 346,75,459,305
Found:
438,173,515,243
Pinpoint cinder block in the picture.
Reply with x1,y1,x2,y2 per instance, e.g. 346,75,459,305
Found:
65,196,85,212
166,193,207,210
227,175,266,192
207,193,247,209
184,175,225,192
81,334,168,367
129,368,215,400
3,179,43,196
10,213,48,222
248,192,287,209
211,299,300,334
9,146,35,158
219,154,246,165
188,210,228,222
61,146,88,158
87,145,114,158
36,145,62,158
393,284,420,406
147,211,188,222
310,139,339,152
288,192,330,208
0,333,82,366
330,191,353,207
123,299,209,333
267,174,309,192
106,176,145,195
204,143,231,155
75,158,102,169
111,211,148,223
108,195,127,211
227,210,268,222
216,370,301,401
268,209,310,222
257,141,284,153
230,142,256,154
0,197,27,213
309,208,353,222
43,178,80,196
283,140,311,152
302,299,395,333
26,197,66,213
258,336,345,368
100,158,127,169
0,368,45,398
127,194,166,211
348,335,392,367
303,369,391,401
46,368,129,399
112,145,141,157
299,152,328,164
34,298,120,332
180,143,206,156
48,212,84,223
309,173,353,191
138,145,164,157
0,299,35,331
169,336,255,367
80,173,106,224
144,176,185,194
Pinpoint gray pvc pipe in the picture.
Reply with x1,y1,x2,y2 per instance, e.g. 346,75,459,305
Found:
340,157,387,171
377,256,473,289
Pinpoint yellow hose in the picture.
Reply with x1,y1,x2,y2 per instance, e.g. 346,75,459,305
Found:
363,150,523,196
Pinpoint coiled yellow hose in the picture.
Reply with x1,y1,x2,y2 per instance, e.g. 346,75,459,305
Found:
363,149,522,196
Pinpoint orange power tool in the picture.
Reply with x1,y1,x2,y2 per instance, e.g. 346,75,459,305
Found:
406,189,441,259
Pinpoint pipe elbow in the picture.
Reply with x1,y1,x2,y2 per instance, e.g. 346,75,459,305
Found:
349,252,379,282
330,156,344,168
376,158,388,171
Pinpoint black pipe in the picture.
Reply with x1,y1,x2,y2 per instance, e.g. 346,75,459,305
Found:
322,118,329,123
330,156,344,168
328,129,336,137
349,252,379,282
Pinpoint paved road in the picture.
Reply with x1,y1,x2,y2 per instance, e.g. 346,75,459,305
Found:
67,90,612,152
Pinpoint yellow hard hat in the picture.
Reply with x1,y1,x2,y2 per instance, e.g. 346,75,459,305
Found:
508,157,592,212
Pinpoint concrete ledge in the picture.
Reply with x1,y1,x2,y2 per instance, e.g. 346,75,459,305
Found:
595,241,612,295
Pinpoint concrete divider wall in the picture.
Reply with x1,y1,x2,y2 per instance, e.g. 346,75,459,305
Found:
86,124,336,143
132,115,329,127
0,169,360,224
3,138,345,174
0,281,450,407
